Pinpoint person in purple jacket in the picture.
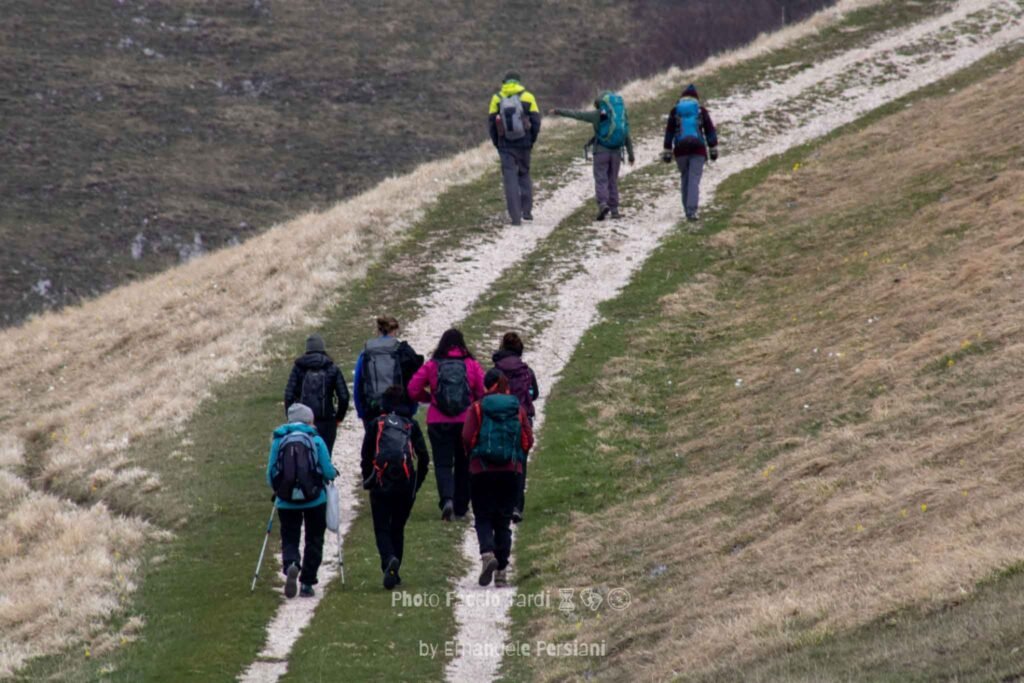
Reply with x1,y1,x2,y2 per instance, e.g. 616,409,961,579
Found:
408,328,486,521
491,331,539,523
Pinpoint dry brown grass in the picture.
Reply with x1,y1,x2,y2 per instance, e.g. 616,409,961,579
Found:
525,57,1024,681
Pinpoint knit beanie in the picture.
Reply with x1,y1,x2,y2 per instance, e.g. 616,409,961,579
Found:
305,334,326,354
503,71,521,83
682,83,700,99
287,403,315,424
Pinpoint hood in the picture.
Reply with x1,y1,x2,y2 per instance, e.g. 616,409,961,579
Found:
499,81,526,98
493,350,525,368
272,422,319,439
295,351,332,369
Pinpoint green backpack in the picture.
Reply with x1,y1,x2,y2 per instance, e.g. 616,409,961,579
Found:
596,92,628,149
470,394,523,466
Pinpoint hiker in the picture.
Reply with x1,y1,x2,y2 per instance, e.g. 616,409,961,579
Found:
283,334,350,454
267,402,337,598
408,328,485,521
361,385,430,589
488,71,542,226
462,368,534,587
491,331,539,524
551,91,635,220
661,83,719,221
353,316,424,432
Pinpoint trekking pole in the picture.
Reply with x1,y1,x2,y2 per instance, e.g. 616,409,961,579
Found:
250,498,277,593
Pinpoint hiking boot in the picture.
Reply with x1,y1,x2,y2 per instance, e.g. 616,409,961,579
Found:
522,212,533,221
284,562,299,599
511,219,522,227
511,508,523,525
299,583,315,598
478,552,498,587
686,214,699,222
494,570,508,588
610,208,621,219
441,499,454,522
383,556,400,590
596,204,610,221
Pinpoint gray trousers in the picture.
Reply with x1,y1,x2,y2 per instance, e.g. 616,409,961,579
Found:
675,155,705,218
593,150,622,209
498,147,533,224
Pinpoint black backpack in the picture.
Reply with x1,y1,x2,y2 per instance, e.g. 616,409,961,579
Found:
272,431,323,503
300,367,331,420
372,414,415,491
435,358,471,417
361,337,403,414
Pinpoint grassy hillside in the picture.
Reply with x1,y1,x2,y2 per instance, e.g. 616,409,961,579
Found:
0,0,832,326
505,46,1024,682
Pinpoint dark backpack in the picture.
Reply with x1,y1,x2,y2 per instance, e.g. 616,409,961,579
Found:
373,414,415,490
300,367,331,420
272,431,323,503
501,363,535,416
361,337,403,414
470,394,523,466
435,358,472,417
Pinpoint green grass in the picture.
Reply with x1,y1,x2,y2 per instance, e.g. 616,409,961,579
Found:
499,35,1024,683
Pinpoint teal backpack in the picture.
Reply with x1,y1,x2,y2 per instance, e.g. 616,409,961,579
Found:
674,97,705,146
470,394,523,466
596,92,628,149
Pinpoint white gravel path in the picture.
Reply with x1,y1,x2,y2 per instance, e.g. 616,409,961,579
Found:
239,1,1023,681
443,2,1024,681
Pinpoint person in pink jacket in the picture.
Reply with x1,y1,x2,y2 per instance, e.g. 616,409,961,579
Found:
407,328,485,520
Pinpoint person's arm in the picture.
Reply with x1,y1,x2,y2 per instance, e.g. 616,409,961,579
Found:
283,364,302,416
360,423,376,485
407,361,432,404
529,368,540,401
397,342,425,386
524,92,541,145
624,132,635,163
550,108,601,125
702,107,718,149
519,407,534,454
267,437,279,488
333,365,350,424
488,94,500,147
317,437,337,481
462,403,481,454
411,422,430,493
352,352,365,419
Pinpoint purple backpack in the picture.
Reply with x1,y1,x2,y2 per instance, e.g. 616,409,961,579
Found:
495,356,535,417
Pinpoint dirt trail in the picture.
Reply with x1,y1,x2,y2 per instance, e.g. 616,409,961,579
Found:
443,2,1024,681
239,1,1024,680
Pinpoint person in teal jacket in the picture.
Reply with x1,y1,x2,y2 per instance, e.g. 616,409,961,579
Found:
267,402,337,598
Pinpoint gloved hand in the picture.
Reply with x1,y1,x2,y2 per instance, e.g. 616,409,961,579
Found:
709,147,719,161
660,150,673,163
628,154,636,166
362,475,376,491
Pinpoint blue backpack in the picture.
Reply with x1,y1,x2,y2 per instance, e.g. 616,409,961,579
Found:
674,97,705,147
596,92,628,149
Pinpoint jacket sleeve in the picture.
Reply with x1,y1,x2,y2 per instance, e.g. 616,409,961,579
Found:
701,107,718,148
519,407,534,454
267,437,280,488
530,368,540,400
284,364,302,416
462,403,481,454
663,106,677,150
488,94,500,147
529,110,541,146
352,352,365,419
317,437,337,481
468,359,486,401
625,132,634,159
411,422,430,493
408,361,432,404
360,423,376,484
333,365,350,423
554,109,601,124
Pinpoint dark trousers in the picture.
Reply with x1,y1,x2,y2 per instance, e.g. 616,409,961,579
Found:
498,147,533,223
315,419,337,455
470,471,518,570
278,503,327,585
516,458,527,513
593,150,622,209
428,422,470,516
370,483,415,571
675,154,705,219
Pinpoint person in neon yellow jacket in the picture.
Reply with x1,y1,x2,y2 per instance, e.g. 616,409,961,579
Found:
488,72,541,226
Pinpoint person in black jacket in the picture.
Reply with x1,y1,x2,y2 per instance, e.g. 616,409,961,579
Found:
361,385,430,589
284,334,350,454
